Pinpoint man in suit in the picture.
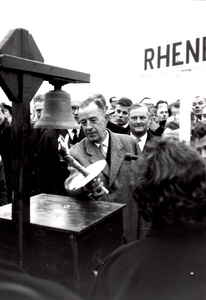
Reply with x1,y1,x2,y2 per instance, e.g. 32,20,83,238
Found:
89,93,132,134
31,99,85,196
64,99,85,146
64,97,141,243
114,97,133,133
192,96,206,121
128,103,156,152
155,100,169,135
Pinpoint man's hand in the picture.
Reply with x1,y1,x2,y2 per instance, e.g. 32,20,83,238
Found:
83,177,104,200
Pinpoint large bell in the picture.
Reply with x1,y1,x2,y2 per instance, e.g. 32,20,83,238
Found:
34,88,79,129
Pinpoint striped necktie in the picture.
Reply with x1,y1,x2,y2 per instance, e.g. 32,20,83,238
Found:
99,143,107,158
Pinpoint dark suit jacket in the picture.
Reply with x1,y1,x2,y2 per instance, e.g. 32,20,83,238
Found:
107,121,130,134
0,157,7,205
127,129,157,152
89,226,206,300
65,130,141,242
67,127,85,146
0,120,11,203
31,127,85,196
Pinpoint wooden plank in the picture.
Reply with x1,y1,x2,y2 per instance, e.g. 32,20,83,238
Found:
0,54,90,84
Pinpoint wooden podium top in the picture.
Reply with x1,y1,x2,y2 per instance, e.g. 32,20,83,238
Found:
0,193,125,234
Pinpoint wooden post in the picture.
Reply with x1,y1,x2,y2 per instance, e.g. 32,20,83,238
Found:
0,28,90,266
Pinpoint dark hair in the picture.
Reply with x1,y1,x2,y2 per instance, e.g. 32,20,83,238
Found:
165,120,179,130
80,97,105,112
109,96,117,104
192,122,206,141
132,138,206,229
1,103,12,115
117,97,133,107
168,100,180,116
156,100,168,110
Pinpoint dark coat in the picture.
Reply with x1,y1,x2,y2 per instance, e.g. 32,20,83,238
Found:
0,258,81,300
0,119,11,203
107,121,130,134
32,127,85,196
127,129,157,152
65,130,141,242
0,156,7,205
89,226,206,300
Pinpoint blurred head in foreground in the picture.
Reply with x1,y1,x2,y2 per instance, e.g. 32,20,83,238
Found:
133,138,206,230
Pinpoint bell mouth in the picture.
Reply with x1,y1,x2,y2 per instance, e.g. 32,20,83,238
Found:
34,88,79,129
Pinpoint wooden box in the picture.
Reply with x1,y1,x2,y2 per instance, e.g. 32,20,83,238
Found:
0,193,125,298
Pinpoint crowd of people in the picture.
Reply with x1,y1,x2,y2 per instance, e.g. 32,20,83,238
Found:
0,92,206,299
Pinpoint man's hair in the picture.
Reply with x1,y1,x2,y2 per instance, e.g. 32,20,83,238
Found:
156,100,168,110
140,97,151,103
191,122,206,141
165,120,179,130
89,93,106,108
109,96,117,104
132,138,206,229
194,96,206,102
128,103,150,117
172,99,180,108
1,103,12,115
33,94,45,103
168,100,180,116
116,97,133,107
0,104,5,114
80,97,105,112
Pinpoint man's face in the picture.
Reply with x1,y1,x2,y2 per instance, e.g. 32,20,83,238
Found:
111,99,118,109
128,107,150,137
115,104,130,126
34,101,44,121
71,100,81,123
194,135,206,160
79,103,107,143
202,107,206,124
0,109,5,125
156,103,169,123
141,98,156,116
192,97,206,117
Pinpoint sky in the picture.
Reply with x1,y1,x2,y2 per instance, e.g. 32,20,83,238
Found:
0,0,206,106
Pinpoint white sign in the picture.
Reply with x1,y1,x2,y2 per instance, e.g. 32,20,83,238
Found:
142,37,206,76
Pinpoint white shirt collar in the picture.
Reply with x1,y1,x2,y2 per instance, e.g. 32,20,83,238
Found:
130,131,148,151
67,128,80,136
122,123,129,128
94,130,109,149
